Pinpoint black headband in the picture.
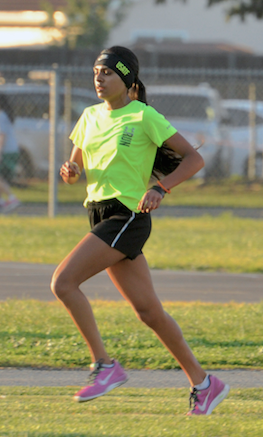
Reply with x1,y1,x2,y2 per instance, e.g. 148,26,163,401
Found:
94,53,135,89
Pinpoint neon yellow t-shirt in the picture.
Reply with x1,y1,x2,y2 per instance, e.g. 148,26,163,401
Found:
69,100,177,212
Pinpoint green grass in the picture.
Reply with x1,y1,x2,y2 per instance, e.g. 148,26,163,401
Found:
1,300,262,369
3,178,263,436
12,178,263,208
1,214,263,273
0,387,262,436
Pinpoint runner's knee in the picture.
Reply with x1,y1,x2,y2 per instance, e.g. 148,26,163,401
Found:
50,270,75,300
135,302,165,329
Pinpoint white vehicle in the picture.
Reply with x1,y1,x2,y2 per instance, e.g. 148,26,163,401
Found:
0,83,99,179
147,84,230,178
222,99,263,177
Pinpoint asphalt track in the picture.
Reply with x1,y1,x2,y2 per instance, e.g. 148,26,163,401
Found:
0,261,263,388
1,368,263,389
1,262,263,303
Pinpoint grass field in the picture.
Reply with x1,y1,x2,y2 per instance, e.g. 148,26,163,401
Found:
1,299,262,435
1,300,262,369
1,214,263,272
2,179,263,435
0,387,262,436
12,178,263,208
0,387,263,437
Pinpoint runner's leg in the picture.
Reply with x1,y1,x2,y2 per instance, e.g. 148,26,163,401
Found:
51,233,126,364
107,254,206,386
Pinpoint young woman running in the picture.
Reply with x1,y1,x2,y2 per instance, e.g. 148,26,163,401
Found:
51,46,229,415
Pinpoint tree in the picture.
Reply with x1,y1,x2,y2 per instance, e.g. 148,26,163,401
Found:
155,0,263,21
41,0,130,49
208,0,263,20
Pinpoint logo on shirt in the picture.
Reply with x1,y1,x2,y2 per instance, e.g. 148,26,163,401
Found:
120,126,135,147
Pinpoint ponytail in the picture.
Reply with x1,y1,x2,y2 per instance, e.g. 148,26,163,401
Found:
129,78,147,104
152,144,182,179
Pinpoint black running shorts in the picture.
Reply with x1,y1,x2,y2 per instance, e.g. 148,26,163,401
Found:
87,198,152,260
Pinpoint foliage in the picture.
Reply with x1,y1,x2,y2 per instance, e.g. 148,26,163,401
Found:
155,0,263,20
208,0,263,20
41,0,131,49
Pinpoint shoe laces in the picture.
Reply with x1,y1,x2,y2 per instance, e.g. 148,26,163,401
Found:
189,388,200,411
87,359,104,385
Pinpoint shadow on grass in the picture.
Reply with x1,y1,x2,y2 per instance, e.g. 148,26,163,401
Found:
2,331,263,348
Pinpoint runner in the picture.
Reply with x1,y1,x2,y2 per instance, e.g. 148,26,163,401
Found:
51,45,229,415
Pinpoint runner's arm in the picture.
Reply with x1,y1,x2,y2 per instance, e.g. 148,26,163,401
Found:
138,132,204,213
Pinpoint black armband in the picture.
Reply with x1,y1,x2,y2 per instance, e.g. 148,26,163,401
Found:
149,185,165,198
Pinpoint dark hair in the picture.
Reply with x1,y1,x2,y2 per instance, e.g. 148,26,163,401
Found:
100,46,182,178
0,94,14,123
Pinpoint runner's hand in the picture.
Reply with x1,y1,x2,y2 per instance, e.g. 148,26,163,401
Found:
138,189,163,213
60,161,80,184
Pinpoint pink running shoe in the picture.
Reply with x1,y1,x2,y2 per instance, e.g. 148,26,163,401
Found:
187,375,230,415
74,359,128,402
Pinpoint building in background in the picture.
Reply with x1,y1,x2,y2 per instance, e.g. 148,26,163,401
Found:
0,0,262,69
0,0,67,48
129,37,260,69
107,0,263,56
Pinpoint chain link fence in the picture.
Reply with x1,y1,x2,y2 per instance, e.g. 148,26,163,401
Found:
0,64,263,215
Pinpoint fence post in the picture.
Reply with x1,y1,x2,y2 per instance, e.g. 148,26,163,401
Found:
63,79,72,162
248,83,256,180
48,65,60,218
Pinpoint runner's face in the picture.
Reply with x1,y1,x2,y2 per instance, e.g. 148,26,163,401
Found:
93,65,127,102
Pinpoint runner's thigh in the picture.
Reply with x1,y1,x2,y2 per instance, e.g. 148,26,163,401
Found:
53,232,126,287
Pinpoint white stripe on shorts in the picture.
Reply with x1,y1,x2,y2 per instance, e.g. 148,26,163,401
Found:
111,212,136,248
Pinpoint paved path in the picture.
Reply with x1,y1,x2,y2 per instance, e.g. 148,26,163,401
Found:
1,368,263,388
1,262,263,303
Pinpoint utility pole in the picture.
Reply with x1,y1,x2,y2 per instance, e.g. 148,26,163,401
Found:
248,83,256,180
